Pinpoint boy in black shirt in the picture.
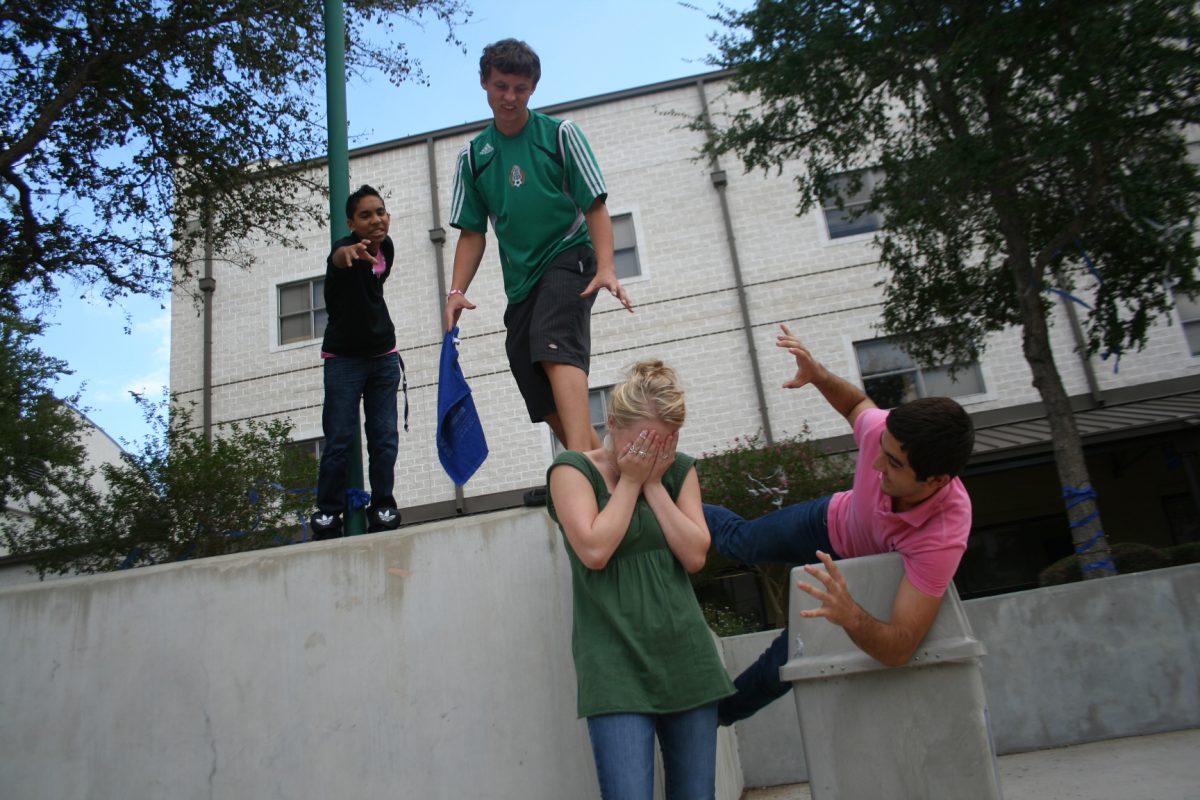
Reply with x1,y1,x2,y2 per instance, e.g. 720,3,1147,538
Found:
310,185,403,539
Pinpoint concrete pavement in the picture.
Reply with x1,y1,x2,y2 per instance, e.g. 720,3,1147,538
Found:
743,727,1200,800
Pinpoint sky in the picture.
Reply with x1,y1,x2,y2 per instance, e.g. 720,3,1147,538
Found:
33,0,747,448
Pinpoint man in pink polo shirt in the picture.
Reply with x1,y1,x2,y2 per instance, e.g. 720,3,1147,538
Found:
703,325,974,726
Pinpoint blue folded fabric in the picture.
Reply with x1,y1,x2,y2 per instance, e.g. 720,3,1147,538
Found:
437,327,488,485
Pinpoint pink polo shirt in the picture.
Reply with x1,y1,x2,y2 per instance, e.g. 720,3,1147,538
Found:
825,408,971,597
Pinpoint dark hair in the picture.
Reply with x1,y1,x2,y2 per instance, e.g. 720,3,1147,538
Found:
346,184,383,220
886,397,974,481
479,39,541,85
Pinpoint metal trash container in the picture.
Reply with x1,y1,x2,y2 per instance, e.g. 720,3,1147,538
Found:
780,553,1001,799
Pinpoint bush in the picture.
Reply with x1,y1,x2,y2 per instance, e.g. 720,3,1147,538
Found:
1038,542,1175,587
1165,541,1200,567
702,603,760,637
696,428,852,522
2,393,317,576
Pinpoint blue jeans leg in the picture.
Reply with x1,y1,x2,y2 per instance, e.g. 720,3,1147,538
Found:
316,357,369,516
362,353,400,507
587,713,655,800
702,497,838,726
587,704,719,800
658,703,719,800
703,496,834,565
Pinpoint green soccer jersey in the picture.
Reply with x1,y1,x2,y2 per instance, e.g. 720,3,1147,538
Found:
449,110,608,304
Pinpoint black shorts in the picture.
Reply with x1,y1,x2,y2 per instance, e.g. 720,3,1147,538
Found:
504,244,598,423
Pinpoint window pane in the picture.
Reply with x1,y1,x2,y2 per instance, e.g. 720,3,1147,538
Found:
588,389,607,425
855,339,914,376
1176,292,1200,323
280,313,312,344
922,363,985,397
825,205,881,238
824,171,874,208
314,308,328,339
279,283,311,316
863,373,918,409
1184,321,1200,356
612,214,637,251
615,248,641,280
312,279,326,310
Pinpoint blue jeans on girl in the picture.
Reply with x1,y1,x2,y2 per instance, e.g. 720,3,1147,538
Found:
586,702,719,800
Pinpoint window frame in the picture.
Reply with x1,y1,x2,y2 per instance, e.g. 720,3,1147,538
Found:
606,207,650,285
1171,287,1200,359
845,332,994,408
818,167,884,244
271,272,327,352
549,385,614,457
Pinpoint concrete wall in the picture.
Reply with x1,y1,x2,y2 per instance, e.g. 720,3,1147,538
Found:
0,509,741,800
726,563,1200,789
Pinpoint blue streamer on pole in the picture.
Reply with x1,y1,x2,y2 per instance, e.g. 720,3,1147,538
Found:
1063,484,1114,572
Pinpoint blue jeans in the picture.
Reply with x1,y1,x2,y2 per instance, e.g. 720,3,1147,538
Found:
586,703,719,800
703,498,838,726
316,353,400,516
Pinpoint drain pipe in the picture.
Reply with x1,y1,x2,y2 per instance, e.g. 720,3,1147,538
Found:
1054,269,1104,407
200,200,216,442
696,79,774,443
427,136,466,513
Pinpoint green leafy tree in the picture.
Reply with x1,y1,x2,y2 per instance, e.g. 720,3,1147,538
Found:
0,0,467,313
0,314,86,513
702,0,1200,578
695,429,852,626
2,393,318,576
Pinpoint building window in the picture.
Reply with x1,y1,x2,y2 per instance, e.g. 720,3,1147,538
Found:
551,386,613,456
290,437,325,464
612,213,642,280
1174,291,1200,355
278,278,327,345
822,168,883,239
854,336,985,408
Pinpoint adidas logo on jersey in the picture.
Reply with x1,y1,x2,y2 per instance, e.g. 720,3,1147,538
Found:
480,143,494,155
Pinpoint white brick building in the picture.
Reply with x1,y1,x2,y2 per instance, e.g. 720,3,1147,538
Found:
170,72,1200,597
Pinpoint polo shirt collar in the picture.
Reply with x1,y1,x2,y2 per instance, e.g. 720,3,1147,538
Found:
883,480,953,528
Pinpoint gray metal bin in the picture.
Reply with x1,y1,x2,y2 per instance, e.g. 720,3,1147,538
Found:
780,553,1001,799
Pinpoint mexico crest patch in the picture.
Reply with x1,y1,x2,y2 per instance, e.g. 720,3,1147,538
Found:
509,164,525,188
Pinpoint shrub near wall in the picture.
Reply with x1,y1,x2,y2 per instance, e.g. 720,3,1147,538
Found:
1039,540,1200,586
694,430,852,628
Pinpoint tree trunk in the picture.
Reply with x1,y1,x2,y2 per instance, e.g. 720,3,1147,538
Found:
1005,229,1117,579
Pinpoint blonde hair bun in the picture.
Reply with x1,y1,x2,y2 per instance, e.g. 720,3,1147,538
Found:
608,359,686,430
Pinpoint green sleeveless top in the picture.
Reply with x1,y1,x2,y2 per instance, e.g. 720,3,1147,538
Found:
547,451,735,718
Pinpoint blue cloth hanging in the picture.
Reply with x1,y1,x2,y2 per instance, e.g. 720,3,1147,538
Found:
437,327,488,485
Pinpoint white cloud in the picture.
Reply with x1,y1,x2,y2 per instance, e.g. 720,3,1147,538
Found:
120,311,171,398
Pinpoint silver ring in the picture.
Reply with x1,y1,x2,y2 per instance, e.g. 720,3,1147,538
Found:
637,450,647,456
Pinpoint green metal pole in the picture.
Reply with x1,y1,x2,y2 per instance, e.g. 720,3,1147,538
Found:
324,0,366,536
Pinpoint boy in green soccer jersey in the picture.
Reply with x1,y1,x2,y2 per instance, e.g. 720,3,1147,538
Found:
445,39,633,467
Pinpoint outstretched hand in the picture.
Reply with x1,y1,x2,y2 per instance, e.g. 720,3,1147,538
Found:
339,239,373,268
581,269,634,313
796,551,865,630
776,324,826,390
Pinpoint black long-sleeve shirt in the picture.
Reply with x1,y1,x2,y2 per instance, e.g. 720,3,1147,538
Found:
320,235,397,357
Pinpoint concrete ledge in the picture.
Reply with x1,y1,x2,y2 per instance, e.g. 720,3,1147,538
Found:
726,563,1200,789
0,508,741,800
